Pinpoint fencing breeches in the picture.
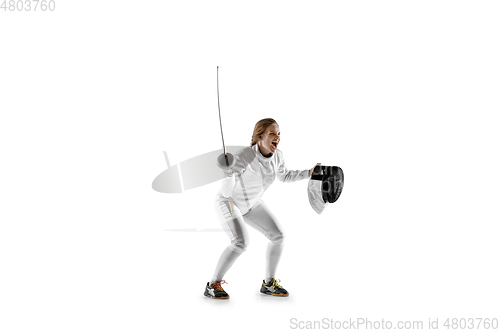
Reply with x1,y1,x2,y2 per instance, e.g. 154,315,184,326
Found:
210,199,284,283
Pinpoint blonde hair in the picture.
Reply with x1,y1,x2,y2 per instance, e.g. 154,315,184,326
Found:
251,118,278,146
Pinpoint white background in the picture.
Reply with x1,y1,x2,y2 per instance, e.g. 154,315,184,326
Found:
1,1,499,332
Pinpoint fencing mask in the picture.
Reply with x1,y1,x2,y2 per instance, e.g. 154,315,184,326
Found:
308,165,344,214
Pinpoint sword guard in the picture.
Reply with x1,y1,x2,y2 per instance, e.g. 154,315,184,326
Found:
217,153,236,170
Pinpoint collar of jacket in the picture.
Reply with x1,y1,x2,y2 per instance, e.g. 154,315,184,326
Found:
251,144,274,164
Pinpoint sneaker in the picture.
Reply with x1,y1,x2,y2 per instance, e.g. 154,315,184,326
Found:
260,278,289,297
204,280,230,299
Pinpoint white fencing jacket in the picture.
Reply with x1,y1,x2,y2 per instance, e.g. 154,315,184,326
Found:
215,144,309,215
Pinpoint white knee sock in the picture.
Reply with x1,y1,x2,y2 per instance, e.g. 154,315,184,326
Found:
210,245,245,284
265,237,283,282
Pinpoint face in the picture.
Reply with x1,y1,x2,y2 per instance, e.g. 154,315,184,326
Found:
258,123,280,156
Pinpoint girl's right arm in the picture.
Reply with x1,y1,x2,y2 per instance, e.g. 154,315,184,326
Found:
220,169,236,198
219,149,249,198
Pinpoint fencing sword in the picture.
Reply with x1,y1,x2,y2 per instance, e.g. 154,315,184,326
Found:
216,66,236,170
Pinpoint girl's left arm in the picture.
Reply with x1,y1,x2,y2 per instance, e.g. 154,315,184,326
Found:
276,150,310,183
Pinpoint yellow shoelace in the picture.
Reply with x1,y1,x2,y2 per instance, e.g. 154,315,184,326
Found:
271,279,283,289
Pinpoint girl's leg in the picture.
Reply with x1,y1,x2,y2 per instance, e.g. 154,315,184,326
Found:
243,200,284,282
210,200,249,284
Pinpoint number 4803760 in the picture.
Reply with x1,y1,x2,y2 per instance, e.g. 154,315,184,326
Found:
1,0,56,11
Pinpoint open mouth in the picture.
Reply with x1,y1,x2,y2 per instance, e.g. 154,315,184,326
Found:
271,142,278,149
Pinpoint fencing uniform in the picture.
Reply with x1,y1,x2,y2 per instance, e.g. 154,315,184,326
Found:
210,144,309,283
